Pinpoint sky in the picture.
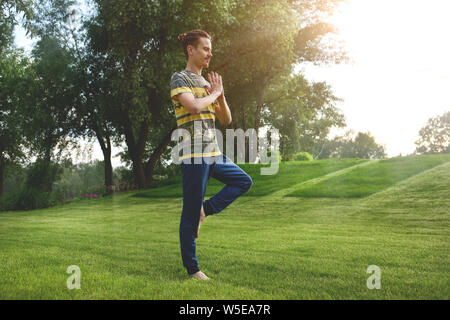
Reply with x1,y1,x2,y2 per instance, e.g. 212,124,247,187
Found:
298,0,450,157
13,0,450,166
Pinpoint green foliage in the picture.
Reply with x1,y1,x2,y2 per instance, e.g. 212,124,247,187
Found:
0,0,37,55
415,111,450,154
1,162,26,195
0,186,57,211
315,130,387,159
265,74,347,161
53,160,117,199
266,150,282,163
153,162,181,180
25,158,63,192
0,49,30,181
293,151,314,161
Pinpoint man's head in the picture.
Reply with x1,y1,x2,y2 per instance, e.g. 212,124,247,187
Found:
178,29,213,69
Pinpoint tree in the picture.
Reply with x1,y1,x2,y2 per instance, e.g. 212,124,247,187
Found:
17,34,80,192
415,111,450,154
351,131,387,159
263,73,346,160
26,0,120,189
0,0,39,197
84,0,236,188
208,0,349,160
0,49,30,197
0,0,37,54
317,130,387,159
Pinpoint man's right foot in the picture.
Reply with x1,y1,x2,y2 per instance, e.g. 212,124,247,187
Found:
189,271,210,280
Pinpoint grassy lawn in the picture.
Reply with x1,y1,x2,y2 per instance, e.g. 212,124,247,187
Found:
0,154,449,299
135,158,368,198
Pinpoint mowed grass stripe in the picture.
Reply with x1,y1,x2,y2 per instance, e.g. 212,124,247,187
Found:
265,159,378,198
285,153,450,198
134,158,368,198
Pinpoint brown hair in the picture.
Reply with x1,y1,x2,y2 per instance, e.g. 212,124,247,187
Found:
178,29,211,60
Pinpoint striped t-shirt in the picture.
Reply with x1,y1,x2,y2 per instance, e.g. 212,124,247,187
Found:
170,69,223,161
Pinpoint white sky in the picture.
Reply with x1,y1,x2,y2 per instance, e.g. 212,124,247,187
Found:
299,0,450,157
13,0,450,166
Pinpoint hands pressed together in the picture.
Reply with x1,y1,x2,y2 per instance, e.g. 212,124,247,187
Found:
206,71,224,99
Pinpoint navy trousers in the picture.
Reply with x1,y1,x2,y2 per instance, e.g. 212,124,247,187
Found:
179,153,253,275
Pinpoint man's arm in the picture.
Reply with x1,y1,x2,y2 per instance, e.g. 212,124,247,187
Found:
215,95,232,126
175,90,221,115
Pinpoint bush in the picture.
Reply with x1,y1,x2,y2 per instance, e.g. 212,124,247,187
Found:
164,163,182,179
293,152,314,161
25,158,62,192
0,186,57,211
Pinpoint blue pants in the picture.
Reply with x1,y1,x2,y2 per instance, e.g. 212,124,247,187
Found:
179,153,253,275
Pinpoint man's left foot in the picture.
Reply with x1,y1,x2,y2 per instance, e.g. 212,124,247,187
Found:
196,205,206,238
189,271,210,280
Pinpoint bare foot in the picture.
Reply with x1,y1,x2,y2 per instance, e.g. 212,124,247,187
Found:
189,271,210,280
196,205,206,238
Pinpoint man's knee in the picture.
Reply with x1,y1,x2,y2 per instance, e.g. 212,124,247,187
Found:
241,175,253,193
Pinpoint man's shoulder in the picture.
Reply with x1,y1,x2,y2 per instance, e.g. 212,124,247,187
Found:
170,71,181,80
171,70,189,79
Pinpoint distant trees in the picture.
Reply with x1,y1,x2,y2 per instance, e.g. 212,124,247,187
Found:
315,130,387,160
415,111,450,154
263,74,346,161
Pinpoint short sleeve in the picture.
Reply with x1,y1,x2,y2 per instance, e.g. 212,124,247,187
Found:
170,72,193,99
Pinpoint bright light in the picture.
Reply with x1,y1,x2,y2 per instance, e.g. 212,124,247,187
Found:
301,0,450,157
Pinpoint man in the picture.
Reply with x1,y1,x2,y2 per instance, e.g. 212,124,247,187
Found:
170,29,253,280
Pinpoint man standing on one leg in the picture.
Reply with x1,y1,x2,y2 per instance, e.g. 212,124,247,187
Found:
170,29,253,280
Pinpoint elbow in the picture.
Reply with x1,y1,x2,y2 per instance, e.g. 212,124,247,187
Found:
186,103,200,115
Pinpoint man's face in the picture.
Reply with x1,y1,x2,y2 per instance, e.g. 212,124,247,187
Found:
188,37,213,69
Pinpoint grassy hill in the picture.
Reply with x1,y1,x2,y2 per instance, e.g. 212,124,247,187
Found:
0,153,449,299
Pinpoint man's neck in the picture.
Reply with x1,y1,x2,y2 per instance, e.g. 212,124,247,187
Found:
185,62,202,76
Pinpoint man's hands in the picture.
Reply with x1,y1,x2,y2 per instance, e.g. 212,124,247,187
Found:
206,71,224,99
205,71,232,126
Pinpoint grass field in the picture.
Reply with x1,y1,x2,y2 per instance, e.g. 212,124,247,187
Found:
0,154,449,299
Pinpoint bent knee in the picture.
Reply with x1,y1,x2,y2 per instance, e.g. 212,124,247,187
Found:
242,175,253,192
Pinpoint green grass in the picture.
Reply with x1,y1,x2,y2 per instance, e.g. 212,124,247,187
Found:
134,158,368,198
286,153,450,198
0,154,449,299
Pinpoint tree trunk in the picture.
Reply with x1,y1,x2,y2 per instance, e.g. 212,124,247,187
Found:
123,113,149,189
92,121,114,187
144,127,176,186
132,159,146,189
104,156,113,187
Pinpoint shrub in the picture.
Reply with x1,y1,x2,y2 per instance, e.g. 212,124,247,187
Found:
0,186,57,211
293,152,314,161
25,158,62,192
